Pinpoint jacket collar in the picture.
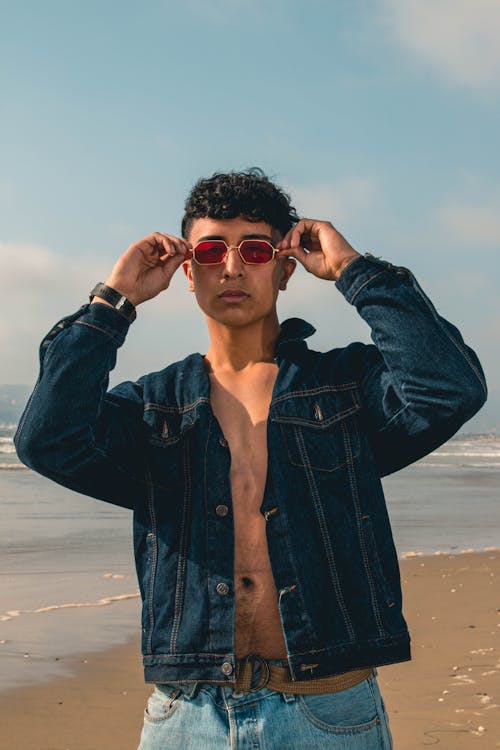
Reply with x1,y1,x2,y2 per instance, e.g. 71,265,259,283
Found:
275,317,316,352
179,317,316,408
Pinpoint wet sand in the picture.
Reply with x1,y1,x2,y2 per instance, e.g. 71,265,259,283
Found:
1,550,498,749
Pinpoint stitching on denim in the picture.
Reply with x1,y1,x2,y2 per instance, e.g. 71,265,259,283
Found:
272,384,357,404
341,420,385,637
273,404,360,428
294,426,355,641
169,437,192,654
285,630,410,657
13,379,41,447
348,270,386,304
366,672,386,729
74,319,123,347
144,398,210,415
279,521,319,645
411,278,487,396
267,467,319,648
377,401,412,433
204,418,213,652
280,422,353,474
146,469,158,655
297,694,380,735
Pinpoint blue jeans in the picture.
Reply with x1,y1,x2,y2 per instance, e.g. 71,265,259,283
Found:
137,662,393,749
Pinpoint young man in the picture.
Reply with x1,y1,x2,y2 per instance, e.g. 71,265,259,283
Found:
16,168,487,749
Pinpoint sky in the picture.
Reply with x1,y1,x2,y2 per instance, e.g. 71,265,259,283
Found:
1,0,499,431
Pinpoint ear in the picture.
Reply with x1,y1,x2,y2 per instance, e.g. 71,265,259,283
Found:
182,259,195,292
278,258,296,291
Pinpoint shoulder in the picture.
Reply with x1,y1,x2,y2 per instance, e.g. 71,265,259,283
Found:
303,341,383,384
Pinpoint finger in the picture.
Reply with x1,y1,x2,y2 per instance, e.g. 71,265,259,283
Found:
157,233,192,258
158,252,188,281
280,218,313,250
277,243,310,266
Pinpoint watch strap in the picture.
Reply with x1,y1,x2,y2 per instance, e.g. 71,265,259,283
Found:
89,283,137,322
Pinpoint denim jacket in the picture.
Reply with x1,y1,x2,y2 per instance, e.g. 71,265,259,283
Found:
15,253,487,684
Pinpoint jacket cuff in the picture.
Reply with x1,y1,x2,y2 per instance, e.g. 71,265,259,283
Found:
40,301,132,356
335,252,412,304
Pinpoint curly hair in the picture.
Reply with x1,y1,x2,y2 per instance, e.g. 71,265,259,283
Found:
181,167,299,239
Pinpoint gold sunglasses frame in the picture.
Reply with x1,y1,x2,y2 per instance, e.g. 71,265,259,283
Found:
191,239,279,265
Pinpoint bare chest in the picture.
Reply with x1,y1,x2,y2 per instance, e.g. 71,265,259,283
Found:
209,367,276,509
208,364,287,656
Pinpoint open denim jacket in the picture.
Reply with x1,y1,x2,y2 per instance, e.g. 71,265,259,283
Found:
15,253,487,684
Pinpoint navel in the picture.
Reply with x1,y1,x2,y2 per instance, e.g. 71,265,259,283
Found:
241,576,254,587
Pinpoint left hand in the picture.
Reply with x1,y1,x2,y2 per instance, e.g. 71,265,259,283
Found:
276,218,361,281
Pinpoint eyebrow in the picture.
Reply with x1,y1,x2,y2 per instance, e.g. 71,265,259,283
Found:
195,233,273,243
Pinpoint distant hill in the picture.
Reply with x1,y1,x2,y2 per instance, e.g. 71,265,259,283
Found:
0,385,32,423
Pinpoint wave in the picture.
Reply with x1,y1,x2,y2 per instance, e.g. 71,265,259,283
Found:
400,546,500,559
429,450,500,458
414,461,500,468
0,439,16,454
0,591,140,622
0,463,27,470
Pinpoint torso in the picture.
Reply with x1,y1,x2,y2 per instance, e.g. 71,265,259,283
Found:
207,362,288,659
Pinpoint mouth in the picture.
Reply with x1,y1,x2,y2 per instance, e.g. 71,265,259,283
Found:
219,290,250,302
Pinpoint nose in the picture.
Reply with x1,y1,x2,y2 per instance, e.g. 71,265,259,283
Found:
223,246,245,277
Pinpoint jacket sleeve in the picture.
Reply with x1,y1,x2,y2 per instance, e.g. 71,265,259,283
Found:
14,302,148,509
335,253,488,477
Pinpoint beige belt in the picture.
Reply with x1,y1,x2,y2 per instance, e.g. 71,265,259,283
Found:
226,654,372,695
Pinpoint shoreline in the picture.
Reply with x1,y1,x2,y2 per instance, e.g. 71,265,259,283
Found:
0,550,498,749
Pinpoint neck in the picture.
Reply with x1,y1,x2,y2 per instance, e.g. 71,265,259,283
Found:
203,313,281,374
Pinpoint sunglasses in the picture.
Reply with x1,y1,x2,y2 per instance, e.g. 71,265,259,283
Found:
191,239,279,265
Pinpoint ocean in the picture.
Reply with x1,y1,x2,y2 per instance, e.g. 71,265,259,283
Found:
1,423,499,691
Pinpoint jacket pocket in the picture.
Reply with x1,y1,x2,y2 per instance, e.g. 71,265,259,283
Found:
272,385,361,473
143,407,184,486
362,515,396,608
144,685,184,723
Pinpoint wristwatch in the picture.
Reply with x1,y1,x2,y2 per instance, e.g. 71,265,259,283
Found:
89,283,137,322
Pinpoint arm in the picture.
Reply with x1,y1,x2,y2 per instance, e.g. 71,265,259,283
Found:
14,231,192,508
277,220,487,477
335,253,487,476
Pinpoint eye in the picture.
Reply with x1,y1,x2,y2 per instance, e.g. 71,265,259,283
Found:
193,240,226,263
240,241,274,263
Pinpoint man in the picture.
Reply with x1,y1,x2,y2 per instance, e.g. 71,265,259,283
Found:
15,168,487,749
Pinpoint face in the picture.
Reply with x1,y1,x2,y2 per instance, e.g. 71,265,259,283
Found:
182,216,296,329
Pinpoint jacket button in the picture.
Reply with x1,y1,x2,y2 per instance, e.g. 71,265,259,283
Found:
216,504,229,517
219,437,228,447
216,582,230,595
221,661,233,675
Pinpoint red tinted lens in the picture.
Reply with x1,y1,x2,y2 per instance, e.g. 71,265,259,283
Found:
193,240,227,264
239,240,274,263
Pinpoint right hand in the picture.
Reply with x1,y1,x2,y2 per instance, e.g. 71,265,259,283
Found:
97,232,192,307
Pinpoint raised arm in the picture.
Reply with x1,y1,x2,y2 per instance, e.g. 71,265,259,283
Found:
277,219,487,476
14,232,192,507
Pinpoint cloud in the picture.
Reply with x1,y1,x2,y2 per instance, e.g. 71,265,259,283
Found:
438,203,500,246
289,176,383,226
381,0,500,89
0,241,199,384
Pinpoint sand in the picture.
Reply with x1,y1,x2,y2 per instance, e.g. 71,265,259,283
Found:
1,550,498,750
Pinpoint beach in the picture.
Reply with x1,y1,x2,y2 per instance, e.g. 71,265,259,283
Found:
1,430,499,747
1,549,498,750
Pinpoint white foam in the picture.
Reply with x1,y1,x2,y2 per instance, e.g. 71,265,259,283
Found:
0,592,140,622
